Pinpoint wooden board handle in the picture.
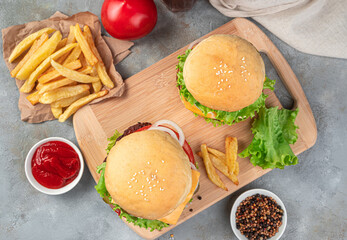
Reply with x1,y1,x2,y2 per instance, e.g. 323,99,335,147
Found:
234,18,317,148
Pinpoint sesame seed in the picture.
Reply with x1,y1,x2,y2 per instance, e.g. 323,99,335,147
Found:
241,66,245,69
242,57,245,60
133,173,137,176
146,177,149,182
144,194,147,197
226,79,228,81
220,61,222,63
163,179,165,181
221,79,223,82
142,185,144,188
162,160,165,163
140,190,143,192
136,192,138,195
213,67,216,69
150,189,152,192
135,180,137,183
157,180,159,183
155,170,158,173
224,64,227,68
218,81,220,84
141,193,143,196
220,88,223,91
153,185,156,187
248,73,251,75
129,185,132,188
144,198,148,201
128,182,130,184
219,65,222,67
229,85,231,88
245,79,247,81
147,161,150,164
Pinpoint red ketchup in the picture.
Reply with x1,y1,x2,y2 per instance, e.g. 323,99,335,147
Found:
31,141,80,189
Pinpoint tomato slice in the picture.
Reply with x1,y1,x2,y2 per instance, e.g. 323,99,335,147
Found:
135,125,152,132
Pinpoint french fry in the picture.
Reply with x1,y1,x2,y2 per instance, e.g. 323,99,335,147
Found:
38,60,82,84
10,33,49,78
83,25,114,89
62,45,81,65
26,91,41,105
58,90,108,122
38,67,91,94
51,59,99,83
92,80,102,93
56,38,67,50
90,65,102,93
96,63,114,88
201,144,228,191
198,152,239,185
51,106,63,118
74,24,98,66
225,137,238,174
78,53,88,67
51,91,89,108
208,146,239,176
9,27,55,63
20,43,78,92
54,27,77,65
234,162,239,177
66,26,76,44
38,78,75,94
39,84,90,104
16,31,62,80
207,147,226,161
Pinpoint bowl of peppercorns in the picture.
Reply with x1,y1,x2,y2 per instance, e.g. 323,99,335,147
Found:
230,189,287,240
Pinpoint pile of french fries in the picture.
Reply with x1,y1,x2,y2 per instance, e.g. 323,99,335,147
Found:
198,137,240,191
8,24,115,122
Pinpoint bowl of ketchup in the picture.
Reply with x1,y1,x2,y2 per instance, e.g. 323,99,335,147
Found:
25,137,84,195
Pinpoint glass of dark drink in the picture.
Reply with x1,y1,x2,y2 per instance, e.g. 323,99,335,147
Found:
161,0,197,12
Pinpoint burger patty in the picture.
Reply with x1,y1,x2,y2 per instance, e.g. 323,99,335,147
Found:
117,122,152,142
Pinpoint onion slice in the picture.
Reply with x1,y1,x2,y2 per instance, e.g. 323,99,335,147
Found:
151,120,185,146
147,126,180,143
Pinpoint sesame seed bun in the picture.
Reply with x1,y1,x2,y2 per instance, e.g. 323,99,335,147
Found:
105,130,192,220
183,34,265,112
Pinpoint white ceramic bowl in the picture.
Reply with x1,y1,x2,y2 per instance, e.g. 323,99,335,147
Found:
230,189,287,240
25,137,84,195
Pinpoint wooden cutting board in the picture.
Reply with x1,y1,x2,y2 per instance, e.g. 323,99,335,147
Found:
73,18,317,240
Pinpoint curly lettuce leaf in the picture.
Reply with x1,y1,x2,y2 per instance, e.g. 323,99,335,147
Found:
113,204,169,231
96,141,169,231
106,130,122,154
239,107,299,169
177,50,275,126
95,162,108,198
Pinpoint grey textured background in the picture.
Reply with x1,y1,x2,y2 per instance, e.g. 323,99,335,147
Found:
1,1,346,240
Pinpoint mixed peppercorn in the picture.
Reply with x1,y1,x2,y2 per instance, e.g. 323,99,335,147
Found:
235,194,284,240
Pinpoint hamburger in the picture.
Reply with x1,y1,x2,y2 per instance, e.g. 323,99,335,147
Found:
177,34,275,126
95,120,200,231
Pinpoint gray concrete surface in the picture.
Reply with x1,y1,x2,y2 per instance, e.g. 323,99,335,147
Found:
1,1,346,239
